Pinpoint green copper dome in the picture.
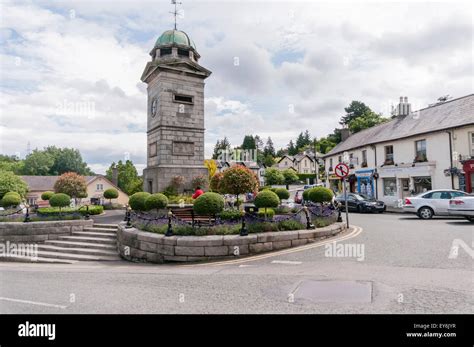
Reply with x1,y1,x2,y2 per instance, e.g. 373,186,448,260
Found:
155,29,196,50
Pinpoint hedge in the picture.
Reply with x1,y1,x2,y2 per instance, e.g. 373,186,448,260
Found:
193,192,224,215
129,192,151,211
37,205,103,216
145,193,168,211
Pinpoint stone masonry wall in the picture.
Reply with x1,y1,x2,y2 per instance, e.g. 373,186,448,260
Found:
117,222,346,263
0,220,94,243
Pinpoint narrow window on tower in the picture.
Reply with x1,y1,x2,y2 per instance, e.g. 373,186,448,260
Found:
160,48,172,56
177,48,189,57
173,94,194,104
149,142,157,157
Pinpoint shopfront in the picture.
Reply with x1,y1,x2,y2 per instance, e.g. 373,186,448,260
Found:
355,169,375,197
328,174,342,194
462,160,474,193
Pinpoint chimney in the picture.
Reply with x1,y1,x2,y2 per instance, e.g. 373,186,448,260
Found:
396,96,411,117
340,128,351,141
112,167,118,187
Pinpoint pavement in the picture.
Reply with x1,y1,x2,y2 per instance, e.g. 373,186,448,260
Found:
0,212,472,314
91,209,125,224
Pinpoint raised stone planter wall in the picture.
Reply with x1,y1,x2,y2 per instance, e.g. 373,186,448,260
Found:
0,220,94,243
117,222,346,263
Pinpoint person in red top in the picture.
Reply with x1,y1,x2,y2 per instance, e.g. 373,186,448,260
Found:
192,186,204,199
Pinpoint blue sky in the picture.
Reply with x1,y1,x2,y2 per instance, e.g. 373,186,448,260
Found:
0,0,472,174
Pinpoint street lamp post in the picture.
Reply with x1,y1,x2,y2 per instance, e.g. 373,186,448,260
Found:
166,210,173,236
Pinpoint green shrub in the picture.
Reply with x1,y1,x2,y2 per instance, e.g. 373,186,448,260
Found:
259,185,272,191
274,188,290,200
49,193,71,209
145,193,168,211
1,192,21,207
103,188,119,201
193,192,224,215
0,170,28,199
302,189,311,202
167,195,194,205
308,187,334,203
277,220,305,231
37,205,103,216
128,192,150,211
162,186,178,197
248,222,279,233
41,191,54,201
274,206,291,214
209,172,224,193
219,209,242,221
254,190,280,209
258,208,274,219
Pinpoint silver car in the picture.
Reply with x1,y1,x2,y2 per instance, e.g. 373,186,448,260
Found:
448,195,474,222
402,189,469,219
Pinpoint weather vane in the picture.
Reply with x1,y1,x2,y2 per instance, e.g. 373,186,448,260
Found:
170,0,182,30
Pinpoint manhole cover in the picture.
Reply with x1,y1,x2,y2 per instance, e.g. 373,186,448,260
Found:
294,280,372,303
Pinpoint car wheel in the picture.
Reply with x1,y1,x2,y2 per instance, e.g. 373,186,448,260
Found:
466,216,474,223
418,207,434,219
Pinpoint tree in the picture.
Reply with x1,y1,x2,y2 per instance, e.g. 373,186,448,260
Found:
191,175,208,190
53,172,87,202
263,137,276,157
106,160,142,196
0,170,28,199
0,155,24,174
44,146,93,175
263,154,275,167
204,159,217,181
212,137,231,160
209,172,224,193
348,111,388,133
22,150,55,175
282,169,299,189
264,168,285,185
41,191,54,200
254,190,280,219
104,188,119,204
220,165,259,198
241,135,256,150
49,193,71,211
340,101,372,126
288,140,298,155
1,192,22,208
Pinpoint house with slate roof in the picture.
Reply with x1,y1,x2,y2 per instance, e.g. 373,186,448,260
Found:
322,94,474,208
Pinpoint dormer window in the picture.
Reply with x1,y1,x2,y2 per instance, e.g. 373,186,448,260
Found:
173,94,193,104
177,48,189,57
160,48,172,56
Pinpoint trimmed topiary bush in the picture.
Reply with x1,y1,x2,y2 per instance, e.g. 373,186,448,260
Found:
145,193,168,211
308,186,334,203
128,192,151,211
193,192,224,215
274,188,290,200
1,192,21,207
41,191,54,201
49,193,71,210
254,190,280,219
209,172,224,193
104,188,119,203
257,208,275,219
302,189,311,202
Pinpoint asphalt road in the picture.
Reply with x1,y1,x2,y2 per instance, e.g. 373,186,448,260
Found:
0,213,472,314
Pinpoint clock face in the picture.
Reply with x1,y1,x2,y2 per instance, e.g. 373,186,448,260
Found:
151,98,157,118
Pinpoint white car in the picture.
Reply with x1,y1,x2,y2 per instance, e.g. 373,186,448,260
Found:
402,189,469,219
448,195,474,222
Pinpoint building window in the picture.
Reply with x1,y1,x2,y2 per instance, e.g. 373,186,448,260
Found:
338,156,342,163
383,178,396,196
415,140,427,162
96,184,104,191
414,176,432,194
384,146,394,164
362,150,367,167
149,142,157,157
470,133,474,157
329,158,333,171
173,94,193,104
177,48,189,57
148,180,153,193
160,48,172,56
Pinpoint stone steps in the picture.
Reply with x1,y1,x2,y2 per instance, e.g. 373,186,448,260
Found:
37,244,118,257
72,231,116,238
0,255,77,264
44,240,116,250
92,223,118,229
83,227,117,234
57,235,116,245
27,250,120,262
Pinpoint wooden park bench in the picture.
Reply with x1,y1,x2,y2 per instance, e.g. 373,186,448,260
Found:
171,208,216,227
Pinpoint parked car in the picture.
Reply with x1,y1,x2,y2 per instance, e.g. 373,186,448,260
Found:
335,193,385,213
447,195,474,222
303,183,324,190
402,189,469,219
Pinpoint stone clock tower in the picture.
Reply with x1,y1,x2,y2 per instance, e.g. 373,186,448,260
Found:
141,29,211,193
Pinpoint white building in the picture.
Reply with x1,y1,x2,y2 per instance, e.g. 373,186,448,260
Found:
322,94,474,208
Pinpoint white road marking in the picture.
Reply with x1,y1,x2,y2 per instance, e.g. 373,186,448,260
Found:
238,264,253,268
271,260,302,265
0,296,67,309
184,226,363,267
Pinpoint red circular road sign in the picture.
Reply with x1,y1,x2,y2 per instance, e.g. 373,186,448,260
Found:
334,163,349,178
